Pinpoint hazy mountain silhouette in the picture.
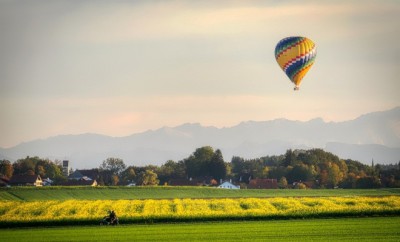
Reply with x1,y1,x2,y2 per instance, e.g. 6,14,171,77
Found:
1,107,399,169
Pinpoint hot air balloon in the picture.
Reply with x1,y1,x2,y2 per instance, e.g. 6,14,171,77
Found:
275,36,317,90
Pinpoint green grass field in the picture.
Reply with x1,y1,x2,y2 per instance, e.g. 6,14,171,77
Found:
1,217,399,241
1,186,399,201
1,187,399,241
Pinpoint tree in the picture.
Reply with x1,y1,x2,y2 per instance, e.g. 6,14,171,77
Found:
231,156,245,175
137,170,159,186
268,166,288,180
111,175,119,186
158,160,185,185
98,170,113,186
0,160,14,178
287,164,313,183
208,149,227,180
278,177,288,189
294,182,307,189
100,158,126,175
36,165,46,177
44,162,64,180
328,163,343,188
11,157,63,180
340,172,357,188
282,149,296,167
120,167,136,185
230,156,265,181
184,146,215,178
356,176,381,188
13,157,35,175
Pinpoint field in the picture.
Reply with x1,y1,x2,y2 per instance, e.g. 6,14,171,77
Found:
1,196,400,227
1,187,400,241
1,217,400,241
1,186,400,201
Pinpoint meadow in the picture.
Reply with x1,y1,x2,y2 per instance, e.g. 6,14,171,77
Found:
1,186,399,201
1,187,400,241
1,217,400,241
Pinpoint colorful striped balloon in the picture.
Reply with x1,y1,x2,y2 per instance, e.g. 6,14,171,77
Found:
275,36,317,90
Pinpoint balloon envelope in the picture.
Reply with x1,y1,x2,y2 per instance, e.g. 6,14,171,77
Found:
275,36,316,90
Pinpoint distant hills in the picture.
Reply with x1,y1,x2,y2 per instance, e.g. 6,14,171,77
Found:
1,107,399,169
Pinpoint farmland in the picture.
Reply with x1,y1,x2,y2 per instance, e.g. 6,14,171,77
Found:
1,186,400,201
0,187,400,227
1,217,400,241
0,187,400,241
1,196,400,227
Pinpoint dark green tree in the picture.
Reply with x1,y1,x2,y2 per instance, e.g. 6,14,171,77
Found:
287,164,314,183
158,160,186,185
184,146,214,178
282,149,296,167
208,149,227,180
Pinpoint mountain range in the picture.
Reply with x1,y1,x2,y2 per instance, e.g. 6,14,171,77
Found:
1,107,399,169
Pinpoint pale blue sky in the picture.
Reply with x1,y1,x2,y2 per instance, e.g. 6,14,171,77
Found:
1,0,399,148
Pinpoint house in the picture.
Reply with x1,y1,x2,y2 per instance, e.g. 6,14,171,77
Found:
8,174,43,186
42,177,54,186
168,177,212,186
248,178,278,189
0,175,9,187
62,179,98,186
218,181,240,189
68,170,85,180
68,169,99,181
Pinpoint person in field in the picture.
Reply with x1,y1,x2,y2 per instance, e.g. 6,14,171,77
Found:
100,210,119,225
109,210,117,223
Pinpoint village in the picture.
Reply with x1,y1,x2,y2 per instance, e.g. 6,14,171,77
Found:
1,147,399,190
1,159,280,190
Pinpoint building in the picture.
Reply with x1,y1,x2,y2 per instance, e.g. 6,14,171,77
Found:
248,178,278,189
42,177,54,186
218,181,240,189
62,160,70,177
0,175,9,187
168,178,200,186
68,169,99,181
8,175,43,187
61,179,98,186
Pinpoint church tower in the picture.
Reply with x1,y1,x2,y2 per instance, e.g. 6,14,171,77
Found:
62,160,70,177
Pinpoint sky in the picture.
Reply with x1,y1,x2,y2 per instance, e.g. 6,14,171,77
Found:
0,0,399,148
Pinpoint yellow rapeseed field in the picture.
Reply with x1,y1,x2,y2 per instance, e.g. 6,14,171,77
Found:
0,196,399,223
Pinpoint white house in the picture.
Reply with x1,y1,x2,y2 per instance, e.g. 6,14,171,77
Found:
218,181,240,189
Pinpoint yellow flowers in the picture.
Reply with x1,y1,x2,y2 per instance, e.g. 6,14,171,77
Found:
0,196,399,223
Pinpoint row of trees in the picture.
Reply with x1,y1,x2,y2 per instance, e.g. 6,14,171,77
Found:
96,147,226,186
1,147,399,188
0,157,66,183
230,149,396,188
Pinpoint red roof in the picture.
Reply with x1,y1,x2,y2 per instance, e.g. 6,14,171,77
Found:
168,179,203,186
248,178,278,189
0,175,9,186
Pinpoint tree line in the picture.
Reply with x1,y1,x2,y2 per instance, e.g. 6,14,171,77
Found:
1,147,399,188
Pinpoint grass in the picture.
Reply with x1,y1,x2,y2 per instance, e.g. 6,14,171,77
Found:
1,186,399,201
1,217,400,241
